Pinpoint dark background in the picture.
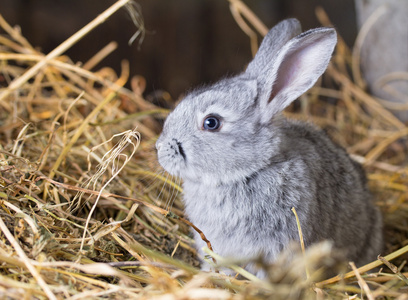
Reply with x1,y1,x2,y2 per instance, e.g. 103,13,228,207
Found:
0,0,356,98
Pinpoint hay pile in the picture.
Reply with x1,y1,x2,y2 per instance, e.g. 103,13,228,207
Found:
0,1,407,299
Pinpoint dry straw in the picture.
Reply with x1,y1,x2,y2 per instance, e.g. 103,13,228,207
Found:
0,0,408,299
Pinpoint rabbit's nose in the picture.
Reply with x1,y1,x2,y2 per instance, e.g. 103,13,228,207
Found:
156,141,162,151
156,134,164,151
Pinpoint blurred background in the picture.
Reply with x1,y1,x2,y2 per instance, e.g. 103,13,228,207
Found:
0,0,357,99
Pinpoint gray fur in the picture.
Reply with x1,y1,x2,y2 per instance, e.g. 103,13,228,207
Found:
156,19,383,277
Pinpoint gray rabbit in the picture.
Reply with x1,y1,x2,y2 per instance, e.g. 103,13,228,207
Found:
156,19,383,277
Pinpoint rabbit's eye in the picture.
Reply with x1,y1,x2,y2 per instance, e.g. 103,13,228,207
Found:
202,115,222,131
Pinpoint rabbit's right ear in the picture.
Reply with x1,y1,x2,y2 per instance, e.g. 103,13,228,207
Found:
245,22,337,124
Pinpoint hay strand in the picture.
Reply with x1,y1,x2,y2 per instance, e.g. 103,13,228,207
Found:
0,0,134,104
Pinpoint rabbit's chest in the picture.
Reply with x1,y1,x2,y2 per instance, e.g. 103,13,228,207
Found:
182,180,294,260
182,182,241,225
182,181,259,237
182,179,290,233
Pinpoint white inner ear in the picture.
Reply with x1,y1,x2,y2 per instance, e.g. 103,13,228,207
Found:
270,43,317,102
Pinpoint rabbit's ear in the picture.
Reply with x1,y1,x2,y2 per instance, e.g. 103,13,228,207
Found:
248,27,337,123
246,19,302,77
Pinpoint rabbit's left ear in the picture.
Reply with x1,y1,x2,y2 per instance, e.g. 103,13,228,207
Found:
246,27,337,123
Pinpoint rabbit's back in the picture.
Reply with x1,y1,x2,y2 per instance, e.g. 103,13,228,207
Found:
279,119,382,264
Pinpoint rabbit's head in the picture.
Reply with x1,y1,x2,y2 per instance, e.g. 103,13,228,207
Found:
157,19,337,185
